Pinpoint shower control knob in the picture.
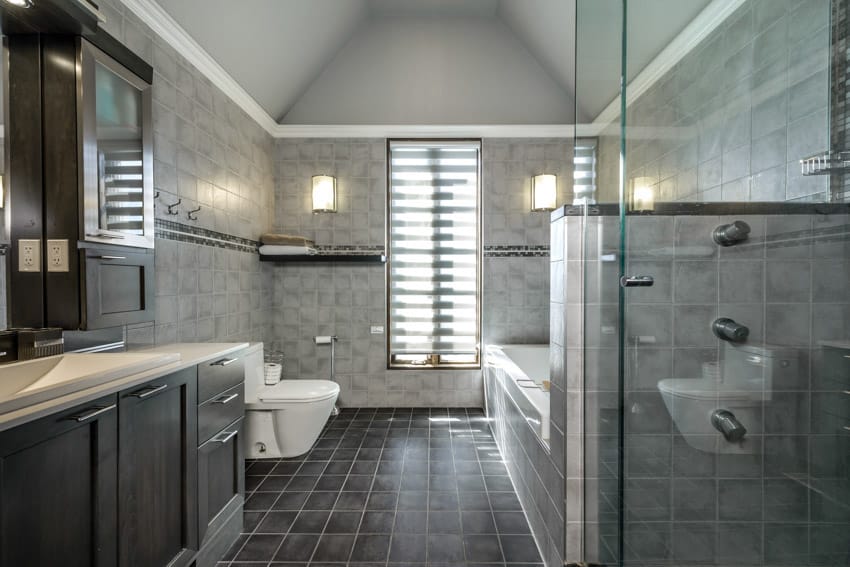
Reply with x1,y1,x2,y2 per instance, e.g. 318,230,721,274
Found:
711,409,747,442
712,318,749,342
713,220,751,246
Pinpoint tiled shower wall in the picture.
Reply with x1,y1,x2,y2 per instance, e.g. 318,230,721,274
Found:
265,138,572,406
76,0,275,346
599,0,832,204
572,207,850,566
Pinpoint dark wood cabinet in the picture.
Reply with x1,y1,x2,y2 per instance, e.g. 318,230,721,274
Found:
118,367,198,567
198,418,245,545
81,245,155,330
0,394,118,567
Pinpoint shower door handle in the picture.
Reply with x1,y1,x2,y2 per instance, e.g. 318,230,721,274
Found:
620,275,654,287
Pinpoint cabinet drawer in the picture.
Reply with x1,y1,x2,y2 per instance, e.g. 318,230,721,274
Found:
198,353,245,403
199,384,244,445
198,417,244,546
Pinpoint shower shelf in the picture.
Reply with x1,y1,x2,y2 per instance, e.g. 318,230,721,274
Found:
800,150,850,176
259,254,386,263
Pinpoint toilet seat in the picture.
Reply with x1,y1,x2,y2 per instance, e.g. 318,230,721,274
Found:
258,380,339,403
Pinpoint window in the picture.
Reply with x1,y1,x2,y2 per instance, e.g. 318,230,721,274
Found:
387,140,481,369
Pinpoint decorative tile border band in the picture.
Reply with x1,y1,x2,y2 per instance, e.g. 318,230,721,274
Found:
484,245,550,257
154,219,259,253
315,245,385,255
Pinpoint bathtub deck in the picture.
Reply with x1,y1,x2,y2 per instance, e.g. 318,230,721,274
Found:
221,407,543,566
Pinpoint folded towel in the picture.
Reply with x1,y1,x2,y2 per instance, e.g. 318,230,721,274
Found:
259,244,317,256
260,233,315,247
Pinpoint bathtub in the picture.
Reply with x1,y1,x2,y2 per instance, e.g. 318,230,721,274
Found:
484,344,550,442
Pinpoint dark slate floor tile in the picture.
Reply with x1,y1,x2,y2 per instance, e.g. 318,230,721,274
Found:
464,534,504,563
389,533,428,562
304,491,339,511
360,511,395,533
373,473,402,491
429,491,459,511
258,475,292,492
457,475,486,492
315,474,346,491
325,510,362,534
222,534,247,561
273,533,320,562
290,510,331,533
459,492,491,511
489,492,522,511
494,511,532,534
336,491,369,510
256,511,297,534
366,491,398,510
398,491,428,510
427,534,465,563
462,511,498,534
245,491,279,511
484,475,515,492
500,534,543,563
350,534,391,562
394,510,427,533
351,460,379,475
400,474,428,491
324,460,354,475
343,474,374,492
287,475,320,491
235,534,283,561
247,461,277,475
428,511,461,534
243,511,264,533
310,534,356,562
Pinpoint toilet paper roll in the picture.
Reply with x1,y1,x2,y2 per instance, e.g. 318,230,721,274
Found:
314,336,335,344
264,362,282,385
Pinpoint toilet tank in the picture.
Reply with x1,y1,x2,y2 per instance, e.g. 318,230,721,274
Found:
243,342,265,404
721,343,798,400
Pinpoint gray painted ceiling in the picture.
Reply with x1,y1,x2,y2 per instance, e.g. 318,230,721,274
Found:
155,0,713,124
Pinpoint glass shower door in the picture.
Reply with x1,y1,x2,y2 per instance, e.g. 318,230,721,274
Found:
616,0,849,566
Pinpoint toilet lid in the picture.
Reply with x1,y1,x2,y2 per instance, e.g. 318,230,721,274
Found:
657,378,751,401
259,380,340,403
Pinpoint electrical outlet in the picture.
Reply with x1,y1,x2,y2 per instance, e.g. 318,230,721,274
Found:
370,325,384,334
18,239,40,272
46,239,69,272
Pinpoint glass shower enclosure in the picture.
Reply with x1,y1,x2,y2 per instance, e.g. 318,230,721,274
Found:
565,0,850,565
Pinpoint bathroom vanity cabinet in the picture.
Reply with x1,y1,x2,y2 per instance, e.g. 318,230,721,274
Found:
118,367,198,567
0,345,248,567
0,393,118,567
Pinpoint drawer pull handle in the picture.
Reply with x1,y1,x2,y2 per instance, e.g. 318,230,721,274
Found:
91,255,126,260
68,404,116,422
86,232,125,239
210,358,236,367
212,430,238,444
213,393,239,404
130,383,167,399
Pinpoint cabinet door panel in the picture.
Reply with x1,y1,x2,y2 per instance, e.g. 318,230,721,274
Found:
198,418,244,545
0,394,118,567
119,367,197,567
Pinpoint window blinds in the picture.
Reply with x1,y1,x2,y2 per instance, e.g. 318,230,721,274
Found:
388,141,480,367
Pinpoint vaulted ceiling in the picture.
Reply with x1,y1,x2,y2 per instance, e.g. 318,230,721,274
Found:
153,0,712,126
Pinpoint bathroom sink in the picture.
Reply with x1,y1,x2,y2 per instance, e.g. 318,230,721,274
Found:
0,352,181,415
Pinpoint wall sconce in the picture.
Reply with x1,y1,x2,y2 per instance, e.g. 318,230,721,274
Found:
531,174,557,212
629,177,656,211
312,175,337,213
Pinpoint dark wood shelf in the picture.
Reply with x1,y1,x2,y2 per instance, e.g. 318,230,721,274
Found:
259,254,386,263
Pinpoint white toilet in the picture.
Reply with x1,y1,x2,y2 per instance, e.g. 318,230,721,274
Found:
243,344,340,459
658,342,797,454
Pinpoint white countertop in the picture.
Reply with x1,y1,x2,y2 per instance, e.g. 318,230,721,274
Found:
819,340,850,351
0,342,250,433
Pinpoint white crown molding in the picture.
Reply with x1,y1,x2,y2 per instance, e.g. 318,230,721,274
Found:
270,124,575,138
120,0,279,135
589,0,747,132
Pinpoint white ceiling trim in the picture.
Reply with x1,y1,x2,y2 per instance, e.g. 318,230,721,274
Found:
120,0,280,135
271,124,575,138
588,0,747,133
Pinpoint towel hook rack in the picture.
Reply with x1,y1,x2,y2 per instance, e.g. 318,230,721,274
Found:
187,206,201,221
166,199,181,215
